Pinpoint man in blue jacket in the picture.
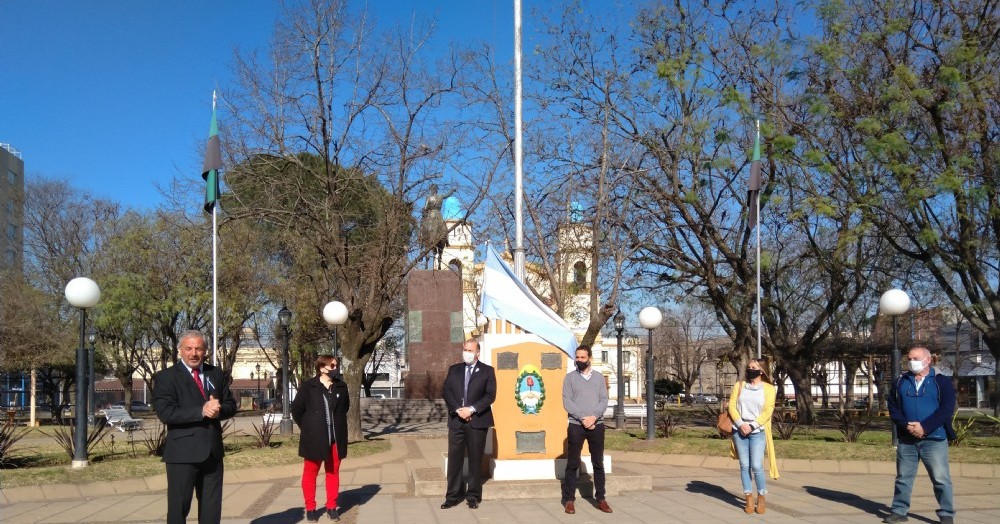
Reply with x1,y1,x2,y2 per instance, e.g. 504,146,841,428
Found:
884,347,956,524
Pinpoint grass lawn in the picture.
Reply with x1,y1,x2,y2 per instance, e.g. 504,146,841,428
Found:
1,425,389,488
605,426,1000,464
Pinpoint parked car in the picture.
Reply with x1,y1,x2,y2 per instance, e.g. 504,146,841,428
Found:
690,394,719,404
852,398,872,409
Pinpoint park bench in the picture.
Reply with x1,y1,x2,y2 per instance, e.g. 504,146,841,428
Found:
101,407,142,432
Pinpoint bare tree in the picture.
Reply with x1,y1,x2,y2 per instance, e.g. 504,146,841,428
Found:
224,0,496,440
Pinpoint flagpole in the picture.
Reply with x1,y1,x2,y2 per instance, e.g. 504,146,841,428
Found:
755,119,762,360
211,91,219,366
512,0,525,282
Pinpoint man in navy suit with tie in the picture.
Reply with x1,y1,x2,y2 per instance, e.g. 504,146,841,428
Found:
153,330,237,524
441,339,496,509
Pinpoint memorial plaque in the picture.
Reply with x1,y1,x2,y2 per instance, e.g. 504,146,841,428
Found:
541,352,562,369
407,311,423,343
450,311,465,342
497,352,519,370
515,430,546,454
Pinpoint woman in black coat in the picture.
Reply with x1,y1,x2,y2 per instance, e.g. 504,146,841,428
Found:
291,355,350,522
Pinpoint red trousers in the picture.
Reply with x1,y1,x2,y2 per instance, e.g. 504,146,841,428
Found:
301,443,341,511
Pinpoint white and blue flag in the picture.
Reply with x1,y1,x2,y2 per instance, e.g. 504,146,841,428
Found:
479,243,579,356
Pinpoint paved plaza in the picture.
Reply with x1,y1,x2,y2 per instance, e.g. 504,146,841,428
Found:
2,419,999,523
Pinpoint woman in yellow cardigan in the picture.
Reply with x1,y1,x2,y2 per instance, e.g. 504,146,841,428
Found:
728,359,779,514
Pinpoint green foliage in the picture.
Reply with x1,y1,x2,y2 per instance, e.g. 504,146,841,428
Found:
48,419,112,461
654,378,683,396
0,423,32,467
950,411,977,447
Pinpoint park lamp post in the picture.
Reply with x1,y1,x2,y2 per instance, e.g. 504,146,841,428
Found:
322,300,348,358
613,310,626,430
65,277,100,468
86,327,97,425
880,288,910,447
253,363,262,408
638,306,663,441
278,306,293,435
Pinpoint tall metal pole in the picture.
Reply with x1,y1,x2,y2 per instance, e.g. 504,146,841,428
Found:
615,326,625,429
280,324,293,435
73,309,89,467
512,0,525,280
87,334,96,426
646,329,656,441
891,316,901,447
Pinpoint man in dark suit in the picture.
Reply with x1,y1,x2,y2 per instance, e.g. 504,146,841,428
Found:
441,339,496,509
153,330,237,524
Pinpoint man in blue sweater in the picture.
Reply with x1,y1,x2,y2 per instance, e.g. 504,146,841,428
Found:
884,347,956,524
561,345,612,515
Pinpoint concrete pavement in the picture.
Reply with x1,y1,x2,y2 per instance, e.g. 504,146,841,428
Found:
2,422,999,523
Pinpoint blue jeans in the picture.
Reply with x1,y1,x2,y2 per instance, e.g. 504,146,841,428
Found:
890,438,954,518
732,430,766,494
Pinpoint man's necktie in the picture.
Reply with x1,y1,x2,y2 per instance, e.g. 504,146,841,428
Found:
192,368,207,398
463,365,472,406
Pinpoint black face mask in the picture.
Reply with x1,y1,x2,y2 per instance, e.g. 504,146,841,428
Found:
745,368,762,381
327,369,342,380
575,360,589,372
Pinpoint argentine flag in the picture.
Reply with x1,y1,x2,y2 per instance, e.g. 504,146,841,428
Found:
479,243,579,356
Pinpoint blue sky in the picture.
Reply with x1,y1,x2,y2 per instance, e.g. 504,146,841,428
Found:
1,0,518,211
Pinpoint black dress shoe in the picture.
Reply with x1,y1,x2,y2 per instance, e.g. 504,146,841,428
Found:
467,499,479,509
440,500,461,509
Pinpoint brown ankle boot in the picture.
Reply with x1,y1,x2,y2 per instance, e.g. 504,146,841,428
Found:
744,494,754,514
755,494,766,514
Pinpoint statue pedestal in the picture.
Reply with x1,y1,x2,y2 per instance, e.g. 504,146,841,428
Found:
492,455,612,481
480,328,607,481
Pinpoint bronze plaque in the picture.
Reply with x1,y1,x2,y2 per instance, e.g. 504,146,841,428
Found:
497,352,519,370
515,430,546,454
541,352,562,369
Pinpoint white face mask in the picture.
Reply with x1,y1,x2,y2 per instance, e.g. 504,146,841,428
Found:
908,358,926,374
462,351,476,365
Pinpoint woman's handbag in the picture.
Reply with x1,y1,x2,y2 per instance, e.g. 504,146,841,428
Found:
717,411,734,436
717,381,743,436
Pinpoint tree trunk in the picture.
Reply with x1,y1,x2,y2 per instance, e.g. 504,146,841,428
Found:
980,330,1000,416
784,366,815,424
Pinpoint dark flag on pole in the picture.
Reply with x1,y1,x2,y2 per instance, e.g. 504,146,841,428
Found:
747,121,762,228
202,103,222,214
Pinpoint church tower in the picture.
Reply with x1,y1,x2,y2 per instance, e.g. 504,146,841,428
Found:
439,196,480,337
555,202,594,331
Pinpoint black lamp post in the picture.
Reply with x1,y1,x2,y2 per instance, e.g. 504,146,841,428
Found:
638,306,662,441
278,306,293,435
613,310,626,429
880,289,910,447
64,277,100,469
254,363,262,408
87,327,97,425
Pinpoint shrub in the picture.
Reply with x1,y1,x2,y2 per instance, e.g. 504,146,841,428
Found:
49,419,112,460
1,422,32,467
949,412,977,447
835,409,874,443
656,412,678,438
772,408,798,440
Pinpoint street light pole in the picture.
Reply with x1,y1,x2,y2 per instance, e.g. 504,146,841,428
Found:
65,277,101,469
323,301,348,359
87,327,97,426
278,306,293,435
255,363,261,409
613,310,626,430
638,307,663,441
880,289,910,447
